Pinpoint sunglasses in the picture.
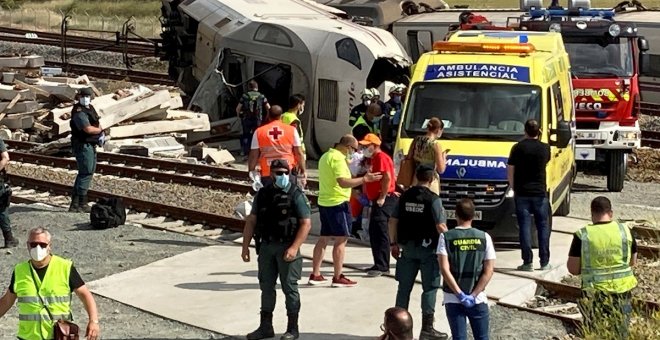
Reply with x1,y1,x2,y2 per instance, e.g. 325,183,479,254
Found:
28,242,49,248
274,171,289,176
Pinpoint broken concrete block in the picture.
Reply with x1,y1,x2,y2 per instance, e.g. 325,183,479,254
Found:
131,95,184,121
0,101,38,114
189,146,216,160
0,84,36,101
0,114,34,129
0,128,10,140
0,55,44,68
2,73,15,84
185,117,241,144
205,149,235,165
107,111,210,139
103,136,184,155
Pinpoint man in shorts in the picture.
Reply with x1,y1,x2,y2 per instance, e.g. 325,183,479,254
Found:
309,134,382,287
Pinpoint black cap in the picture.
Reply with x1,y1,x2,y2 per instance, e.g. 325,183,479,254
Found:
270,159,290,171
78,87,93,96
416,164,435,176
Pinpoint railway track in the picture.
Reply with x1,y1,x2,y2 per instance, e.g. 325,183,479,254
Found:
641,130,660,148
7,149,319,205
8,171,659,331
492,270,660,329
44,61,174,86
553,225,660,259
0,26,158,56
3,139,320,191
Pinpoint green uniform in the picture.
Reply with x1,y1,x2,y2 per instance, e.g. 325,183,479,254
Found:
393,186,446,315
70,104,100,197
251,182,311,313
0,139,10,236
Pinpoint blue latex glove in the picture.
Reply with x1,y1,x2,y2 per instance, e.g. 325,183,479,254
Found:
98,132,106,146
457,292,476,308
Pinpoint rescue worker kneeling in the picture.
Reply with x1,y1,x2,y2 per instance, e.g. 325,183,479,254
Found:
388,164,448,340
241,159,312,340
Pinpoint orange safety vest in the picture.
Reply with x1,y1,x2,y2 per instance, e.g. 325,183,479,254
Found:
255,120,298,176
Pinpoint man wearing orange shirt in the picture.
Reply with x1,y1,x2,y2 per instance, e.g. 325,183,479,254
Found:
360,133,398,277
249,105,306,187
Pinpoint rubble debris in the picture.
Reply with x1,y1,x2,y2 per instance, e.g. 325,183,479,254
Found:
0,53,232,167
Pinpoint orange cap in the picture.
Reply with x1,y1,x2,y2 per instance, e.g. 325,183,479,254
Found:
359,133,381,146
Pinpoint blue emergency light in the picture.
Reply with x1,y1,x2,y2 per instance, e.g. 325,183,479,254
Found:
528,8,615,20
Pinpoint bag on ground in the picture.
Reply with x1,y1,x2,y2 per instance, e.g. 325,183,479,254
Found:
90,197,126,229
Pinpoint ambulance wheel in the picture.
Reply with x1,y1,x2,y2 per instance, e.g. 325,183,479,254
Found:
606,150,626,192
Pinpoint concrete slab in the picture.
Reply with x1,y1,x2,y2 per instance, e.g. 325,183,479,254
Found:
107,111,210,139
88,243,452,339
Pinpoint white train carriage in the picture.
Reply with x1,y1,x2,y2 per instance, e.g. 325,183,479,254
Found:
161,0,411,159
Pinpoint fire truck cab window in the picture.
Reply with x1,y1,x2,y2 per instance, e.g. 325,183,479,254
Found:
564,37,633,77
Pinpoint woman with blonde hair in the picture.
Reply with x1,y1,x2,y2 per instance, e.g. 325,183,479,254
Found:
405,117,447,194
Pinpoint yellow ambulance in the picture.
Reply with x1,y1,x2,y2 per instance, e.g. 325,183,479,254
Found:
394,30,575,244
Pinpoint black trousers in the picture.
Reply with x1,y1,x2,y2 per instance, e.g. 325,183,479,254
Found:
369,194,398,272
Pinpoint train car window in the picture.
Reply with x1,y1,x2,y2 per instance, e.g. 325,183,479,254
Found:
254,24,293,47
335,38,361,70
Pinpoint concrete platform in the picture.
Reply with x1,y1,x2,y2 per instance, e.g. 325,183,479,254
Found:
88,216,586,338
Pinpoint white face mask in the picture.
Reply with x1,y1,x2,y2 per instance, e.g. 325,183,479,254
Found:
79,96,91,107
363,147,374,158
29,245,49,262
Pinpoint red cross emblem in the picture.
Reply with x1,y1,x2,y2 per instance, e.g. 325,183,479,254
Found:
268,126,283,141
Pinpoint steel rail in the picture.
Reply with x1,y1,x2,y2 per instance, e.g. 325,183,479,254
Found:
44,61,174,85
641,130,660,148
8,150,319,205
9,174,245,231
3,140,320,191
0,27,156,56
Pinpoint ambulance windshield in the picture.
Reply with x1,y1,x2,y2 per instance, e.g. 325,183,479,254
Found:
564,37,633,77
403,82,541,141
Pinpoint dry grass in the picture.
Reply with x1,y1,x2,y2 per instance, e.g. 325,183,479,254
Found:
447,0,660,8
3,0,160,17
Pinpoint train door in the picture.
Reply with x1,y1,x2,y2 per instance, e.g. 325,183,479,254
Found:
252,60,292,109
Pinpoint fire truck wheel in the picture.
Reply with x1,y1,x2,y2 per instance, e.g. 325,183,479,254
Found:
606,150,626,192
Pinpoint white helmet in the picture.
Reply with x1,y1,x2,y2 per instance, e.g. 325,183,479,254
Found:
370,88,381,98
360,88,375,100
390,84,406,95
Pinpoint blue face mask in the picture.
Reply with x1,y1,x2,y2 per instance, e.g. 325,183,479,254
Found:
392,96,401,104
274,174,290,189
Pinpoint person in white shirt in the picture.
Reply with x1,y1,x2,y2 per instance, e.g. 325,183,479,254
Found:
437,198,495,340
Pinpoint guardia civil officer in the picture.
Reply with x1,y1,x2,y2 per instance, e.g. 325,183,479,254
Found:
241,159,312,340
69,88,104,213
388,164,448,340
0,138,17,248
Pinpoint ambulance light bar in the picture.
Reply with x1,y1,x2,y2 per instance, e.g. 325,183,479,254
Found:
433,42,536,54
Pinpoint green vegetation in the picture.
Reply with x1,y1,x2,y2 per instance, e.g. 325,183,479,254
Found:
578,293,660,340
1,0,161,17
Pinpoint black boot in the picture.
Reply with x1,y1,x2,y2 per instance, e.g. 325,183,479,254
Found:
246,311,275,340
280,313,299,340
78,195,92,214
2,230,18,248
420,313,449,340
68,193,80,212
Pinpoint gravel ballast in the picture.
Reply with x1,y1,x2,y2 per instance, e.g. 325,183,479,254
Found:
0,204,225,339
8,163,250,218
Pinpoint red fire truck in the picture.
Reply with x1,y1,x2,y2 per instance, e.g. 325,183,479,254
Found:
515,0,651,192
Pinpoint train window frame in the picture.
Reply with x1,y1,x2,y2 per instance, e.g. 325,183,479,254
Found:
253,24,293,48
335,38,362,70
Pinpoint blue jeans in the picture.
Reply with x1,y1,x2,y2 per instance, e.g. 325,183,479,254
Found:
514,196,550,266
445,302,489,340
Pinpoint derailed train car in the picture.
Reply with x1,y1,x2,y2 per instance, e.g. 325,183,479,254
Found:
160,0,411,158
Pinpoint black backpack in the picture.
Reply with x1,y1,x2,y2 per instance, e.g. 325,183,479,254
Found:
90,197,126,229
